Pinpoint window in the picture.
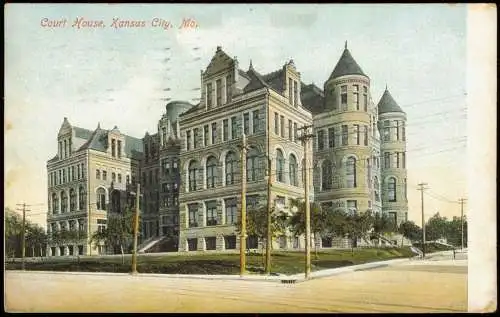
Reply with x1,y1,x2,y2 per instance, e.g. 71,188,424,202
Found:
364,125,369,146
52,193,58,213
247,147,260,182
280,115,285,137
341,85,347,109
288,120,293,140
363,86,368,111
225,198,237,225
224,236,237,249
206,201,218,226
322,160,332,190
247,236,258,249
216,79,222,106
78,186,85,210
294,80,298,106
402,122,406,141
63,169,66,183
193,128,199,149
276,149,285,182
203,125,209,146
353,85,359,110
207,83,213,107
289,154,298,186
173,159,178,170
396,152,400,168
294,122,298,142
231,116,238,139
274,112,279,134
383,120,390,142
72,166,75,181
101,171,106,181
205,237,217,250
188,238,198,251
402,152,406,168
374,176,380,202
346,157,357,188
96,188,106,210
384,152,391,168
288,78,293,103
112,139,116,157
188,161,198,191
342,125,348,145
69,188,76,211
388,177,397,202
61,190,68,212
64,140,67,158
328,128,335,148
112,172,116,183
59,141,62,159
225,152,238,185
226,74,232,103
58,170,62,184
223,119,229,141
78,219,84,232
347,200,357,215
188,204,198,227
354,125,360,145
317,130,325,150
111,191,120,213
186,130,191,150
252,110,259,133
77,165,80,180
211,122,217,145
206,156,218,188
118,173,122,183
162,127,167,146
243,113,250,135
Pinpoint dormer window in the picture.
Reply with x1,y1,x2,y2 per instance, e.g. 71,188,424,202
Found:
293,81,298,106
64,140,67,158
341,85,348,110
226,74,232,103
216,79,222,107
112,139,116,157
117,140,122,158
288,78,293,103
207,83,213,108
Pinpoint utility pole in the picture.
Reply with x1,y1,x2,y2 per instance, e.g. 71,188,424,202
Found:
459,198,467,251
298,125,314,279
131,183,141,274
239,133,248,276
417,183,428,258
16,203,29,270
265,155,272,275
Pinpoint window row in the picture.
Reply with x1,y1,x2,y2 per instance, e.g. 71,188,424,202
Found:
185,110,262,151
382,120,406,142
49,163,85,187
95,189,122,212
58,137,72,159
330,84,369,112
110,138,123,159
383,152,407,169
161,158,179,175
96,169,127,184
50,187,86,213
319,157,357,190
186,236,237,251
287,77,300,107
49,245,85,256
317,124,371,150
48,218,85,233
206,73,232,108
273,112,302,143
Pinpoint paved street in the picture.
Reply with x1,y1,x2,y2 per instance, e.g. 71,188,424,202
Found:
5,253,467,313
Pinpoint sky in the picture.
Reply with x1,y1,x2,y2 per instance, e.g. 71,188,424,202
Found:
5,3,468,228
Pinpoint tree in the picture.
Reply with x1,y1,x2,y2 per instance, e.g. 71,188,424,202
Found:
425,212,448,242
5,208,23,258
344,210,374,251
398,220,422,244
26,225,48,257
371,212,397,245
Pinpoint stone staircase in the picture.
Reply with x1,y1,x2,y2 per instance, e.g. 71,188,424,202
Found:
138,236,165,254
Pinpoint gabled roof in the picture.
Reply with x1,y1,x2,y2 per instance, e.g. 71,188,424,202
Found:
261,69,285,93
377,88,405,114
204,46,235,77
76,125,143,157
328,45,367,80
73,127,93,139
300,83,325,114
243,66,270,93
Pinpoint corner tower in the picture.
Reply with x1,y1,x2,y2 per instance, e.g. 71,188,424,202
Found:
377,87,408,226
313,42,381,215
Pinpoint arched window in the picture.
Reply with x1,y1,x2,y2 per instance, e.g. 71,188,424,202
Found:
289,154,298,186
346,157,357,188
206,156,218,188
247,148,260,182
374,176,380,201
225,152,238,185
276,149,284,182
96,188,106,210
111,190,121,213
52,193,58,214
78,186,85,210
61,191,68,213
96,170,100,180
188,161,198,191
322,160,332,190
388,177,397,202
69,188,76,211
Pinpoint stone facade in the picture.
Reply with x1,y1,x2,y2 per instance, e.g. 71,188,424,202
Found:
46,119,142,256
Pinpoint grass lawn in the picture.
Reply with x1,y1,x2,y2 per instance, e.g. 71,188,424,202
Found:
5,247,414,275
411,242,456,253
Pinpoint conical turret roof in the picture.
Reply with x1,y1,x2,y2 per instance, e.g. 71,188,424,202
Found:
328,43,367,80
377,88,404,114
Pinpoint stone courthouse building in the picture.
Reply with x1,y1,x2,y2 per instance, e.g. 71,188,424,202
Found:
46,44,409,255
